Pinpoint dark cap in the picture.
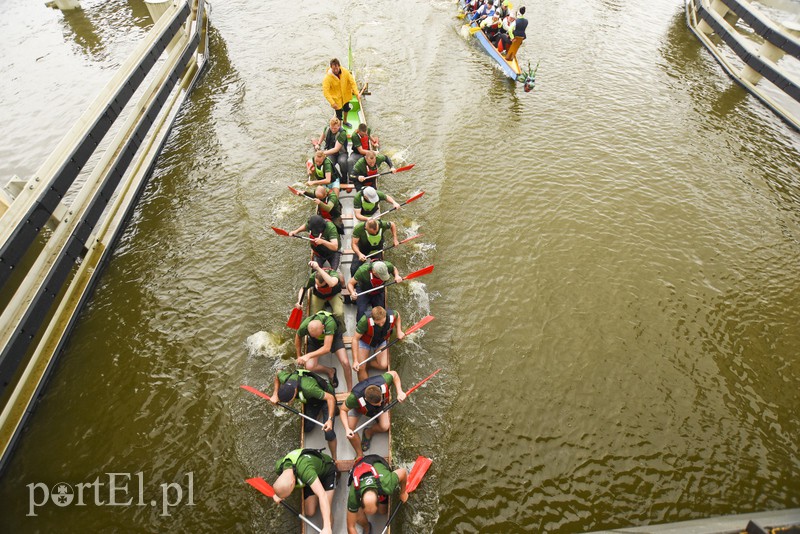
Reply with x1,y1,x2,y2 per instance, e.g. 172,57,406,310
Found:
278,380,299,402
308,214,326,235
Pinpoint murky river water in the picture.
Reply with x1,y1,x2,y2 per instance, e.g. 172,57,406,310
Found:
1,0,798,532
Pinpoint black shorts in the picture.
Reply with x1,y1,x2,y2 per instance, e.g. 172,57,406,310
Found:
302,463,337,498
308,333,345,354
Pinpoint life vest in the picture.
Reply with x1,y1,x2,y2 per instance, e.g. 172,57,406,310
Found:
275,448,330,488
348,455,392,504
361,310,395,347
369,270,384,289
317,194,342,220
357,131,370,151
312,161,325,179
351,375,391,415
312,271,342,300
360,197,378,216
309,227,335,259
286,369,334,403
324,127,346,154
359,226,384,255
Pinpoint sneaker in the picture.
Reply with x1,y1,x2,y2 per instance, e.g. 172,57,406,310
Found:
361,429,372,452
343,121,352,128
331,369,339,389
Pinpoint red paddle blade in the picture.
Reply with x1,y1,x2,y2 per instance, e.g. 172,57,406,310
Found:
288,185,302,196
395,164,415,173
403,264,434,281
246,477,276,498
406,368,441,396
404,315,434,336
404,191,424,204
271,226,290,236
407,456,432,493
240,385,271,401
287,307,303,329
398,234,422,245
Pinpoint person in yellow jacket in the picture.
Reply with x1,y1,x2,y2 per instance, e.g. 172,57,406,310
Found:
322,58,360,128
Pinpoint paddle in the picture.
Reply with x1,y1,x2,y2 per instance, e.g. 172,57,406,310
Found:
271,226,314,242
372,191,424,220
356,315,435,370
381,456,433,534
286,287,306,329
353,163,415,184
352,368,441,434
354,265,434,297
288,185,316,200
240,385,325,429
245,477,322,533
364,234,423,259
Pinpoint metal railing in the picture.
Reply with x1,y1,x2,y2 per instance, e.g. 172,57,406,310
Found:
0,0,209,474
685,0,800,130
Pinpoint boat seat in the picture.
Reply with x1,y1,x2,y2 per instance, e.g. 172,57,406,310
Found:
335,456,391,473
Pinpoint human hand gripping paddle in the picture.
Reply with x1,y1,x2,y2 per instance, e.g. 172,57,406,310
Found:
271,226,315,242
372,191,424,220
239,385,326,430
354,315,435,372
352,368,441,435
353,163,415,184
288,185,316,200
354,265,434,298
245,477,323,533
286,285,306,329
381,456,433,534
364,233,423,259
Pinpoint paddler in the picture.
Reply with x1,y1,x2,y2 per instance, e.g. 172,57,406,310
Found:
272,448,336,534
339,371,406,454
270,368,339,460
295,309,354,392
306,150,340,196
505,6,528,62
288,214,341,270
352,305,405,381
350,217,399,276
347,122,380,174
313,185,343,235
480,11,503,42
346,260,403,321
353,186,400,222
313,117,349,182
322,58,360,129
296,260,345,332
346,455,408,534
349,150,396,192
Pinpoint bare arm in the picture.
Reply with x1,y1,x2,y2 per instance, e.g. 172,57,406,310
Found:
389,370,406,401
389,222,399,247
300,334,334,365
385,194,401,209
269,374,281,404
309,478,333,532
288,223,308,237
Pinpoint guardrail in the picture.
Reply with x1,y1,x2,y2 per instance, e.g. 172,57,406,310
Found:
0,0,208,474
685,0,800,131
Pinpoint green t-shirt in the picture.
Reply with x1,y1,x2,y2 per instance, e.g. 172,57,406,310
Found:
344,372,394,411
353,189,388,215
346,460,400,512
277,450,334,488
323,127,348,154
297,311,339,339
308,220,341,256
350,154,391,177
277,370,329,403
352,260,396,288
352,220,392,253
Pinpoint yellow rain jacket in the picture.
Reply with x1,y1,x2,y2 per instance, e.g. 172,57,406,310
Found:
322,66,358,110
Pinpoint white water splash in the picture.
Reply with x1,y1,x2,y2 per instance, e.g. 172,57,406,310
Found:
245,331,291,367
407,281,432,315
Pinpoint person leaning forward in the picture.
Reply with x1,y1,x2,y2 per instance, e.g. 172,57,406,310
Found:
295,309,354,392
350,151,395,192
347,260,402,321
346,455,408,534
322,58,360,128
350,217,399,277
297,260,345,332
313,117,349,182
288,214,341,270
352,306,404,381
313,185,344,236
339,371,406,454
272,448,337,534
353,186,400,222
270,368,338,460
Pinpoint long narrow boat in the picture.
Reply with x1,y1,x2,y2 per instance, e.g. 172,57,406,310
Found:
299,50,393,534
